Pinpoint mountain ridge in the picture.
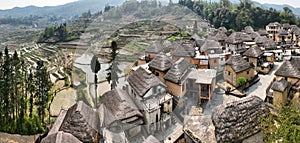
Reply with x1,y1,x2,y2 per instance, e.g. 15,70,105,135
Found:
0,0,299,18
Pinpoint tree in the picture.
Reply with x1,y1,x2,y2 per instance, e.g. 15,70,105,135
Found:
106,41,122,90
261,106,300,142
237,76,247,86
90,55,101,107
34,61,51,124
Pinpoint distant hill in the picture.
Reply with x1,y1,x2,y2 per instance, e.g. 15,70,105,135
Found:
253,2,300,16
0,0,125,18
0,0,299,19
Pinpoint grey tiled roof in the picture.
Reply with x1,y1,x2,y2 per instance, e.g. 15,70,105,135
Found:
271,78,289,92
243,46,263,58
145,41,164,54
290,56,300,70
212,96,268,143
172,44,195,57
263,40,277,50
225,55,254,73
200,40,221,53
128,67,165,97
254,36,268,44
41,131,82,143
149,54,173,71
164,58,191,84
275,60,300,79
214,32,228,41
225,32,253,44
59,101,100,143
100,88,143,127
278,29,288,36
257,30,268,36
244,26,254,34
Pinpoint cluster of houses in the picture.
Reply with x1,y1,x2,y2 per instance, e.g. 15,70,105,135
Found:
41,21,300,143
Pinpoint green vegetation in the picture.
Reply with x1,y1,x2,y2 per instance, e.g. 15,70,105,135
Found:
38,23,81,43
168,30,191,41
237,76,247,86
37,10,94,43
179,0,299,31
261,106,300,142
0,47,52,135
106,41,122,90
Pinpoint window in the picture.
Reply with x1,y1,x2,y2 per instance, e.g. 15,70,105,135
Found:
247,71,249,74
214,59,217,63
155,72,159,76
228,71,231,75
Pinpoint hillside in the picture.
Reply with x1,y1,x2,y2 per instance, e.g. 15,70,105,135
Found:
0,0,124,18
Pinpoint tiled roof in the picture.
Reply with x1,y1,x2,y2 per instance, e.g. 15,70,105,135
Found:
41,131,82,143
225,55,254,73
200,40,221,53
263,40,277,50
172,44,195,57
257,30,268,36
278,29,288,36
100,88,143,127
267,22,281,27
214,32,228,41
149,54,173,71
212,96,268,143
218,27,227,33
164,58,191,84
290,56,300,70
59,101,100,143
225,32,253,44
244,26,254,34
128,67,165,97
145,41,164,54
243,46,263,58
254,36,268,44
275,60,300,79
271,78,289,92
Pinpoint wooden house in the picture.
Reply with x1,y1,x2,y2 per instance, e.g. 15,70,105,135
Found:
145,41,164,62
213,31,228,47
164,58,191,107
270,78,291,107
148,54,173,82
275,59,300,86
172,44,197,65
266,22,281,41
224,55,255,87
99,88,144,140
225,32,253,52
127,67,173,134
186,69,217,103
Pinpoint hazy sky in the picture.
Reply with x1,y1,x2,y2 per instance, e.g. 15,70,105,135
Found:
0,0,78,10
0,0,299,10
252,0,300,7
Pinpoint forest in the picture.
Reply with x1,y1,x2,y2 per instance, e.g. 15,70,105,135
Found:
0,47,52,135
179,0,299,31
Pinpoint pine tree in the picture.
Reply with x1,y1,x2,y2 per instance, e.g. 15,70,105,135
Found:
106,41,121,90
34,61,51,123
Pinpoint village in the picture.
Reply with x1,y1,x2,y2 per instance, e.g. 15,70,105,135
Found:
38,19,300,143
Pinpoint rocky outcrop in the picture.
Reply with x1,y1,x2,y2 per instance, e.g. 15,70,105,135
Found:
212,96,268,143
